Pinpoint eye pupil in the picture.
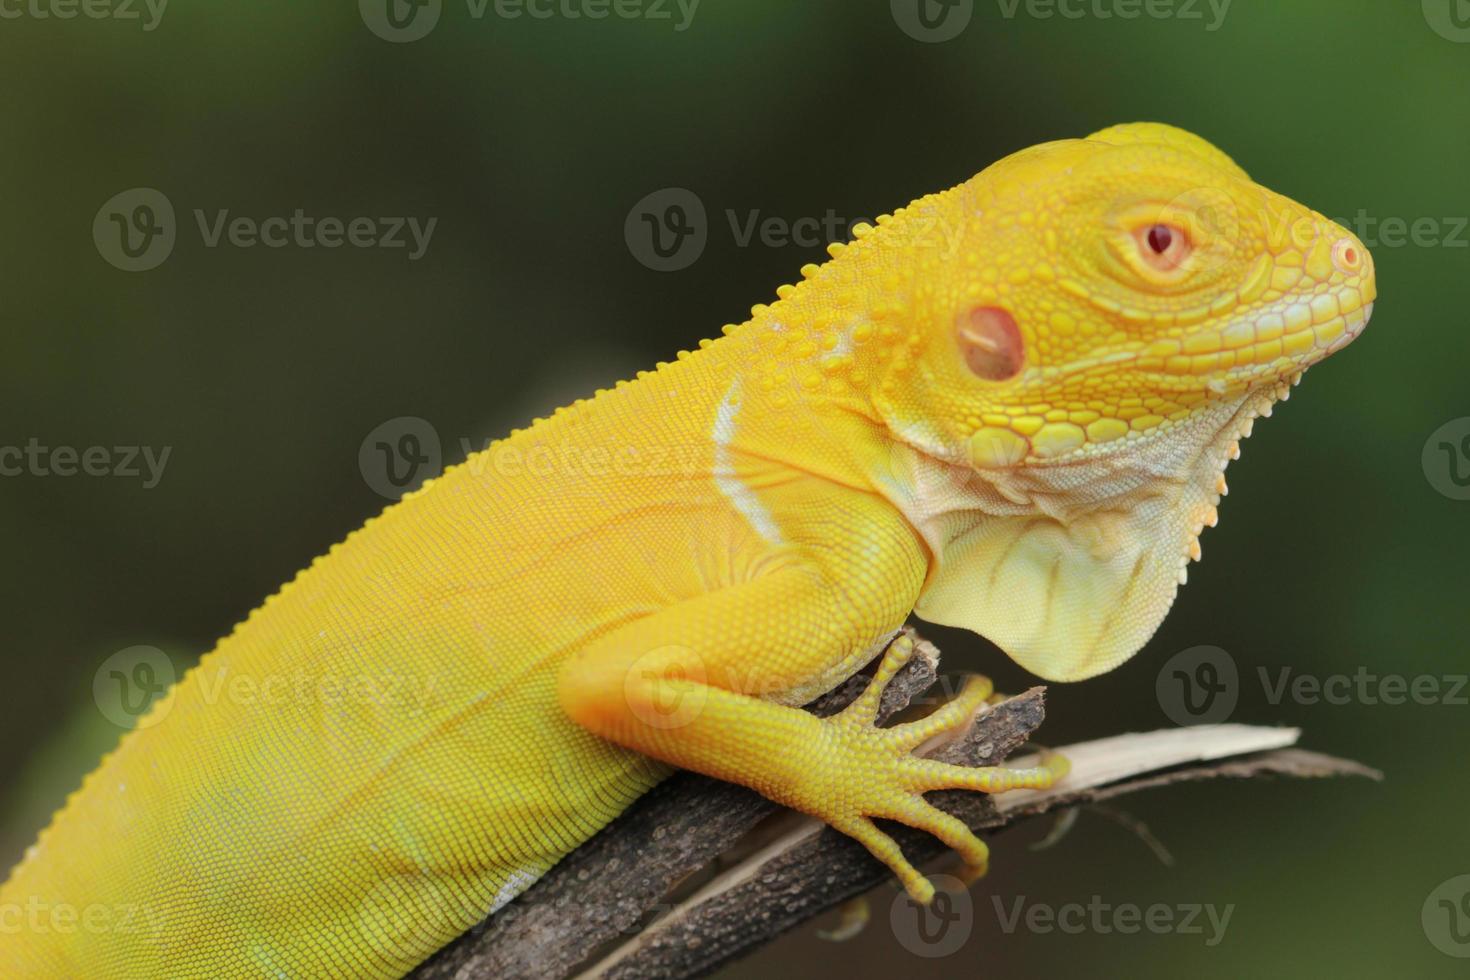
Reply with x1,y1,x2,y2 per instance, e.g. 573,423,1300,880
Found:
1147,224,1173,254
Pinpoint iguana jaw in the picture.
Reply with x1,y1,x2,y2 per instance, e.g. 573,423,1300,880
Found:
876,376,1266,680
978,286,1373,572
878,293,1376,532
892,364,1283,540
1148,293,1376,397
881,339,1344,682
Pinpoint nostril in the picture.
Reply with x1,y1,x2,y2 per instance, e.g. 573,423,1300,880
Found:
1332,238,1364,276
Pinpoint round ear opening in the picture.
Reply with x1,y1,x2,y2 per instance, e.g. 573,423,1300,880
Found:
957,306,1025,381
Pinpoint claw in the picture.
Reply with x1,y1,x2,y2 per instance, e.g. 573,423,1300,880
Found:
838,816,934,904
952,858,989,888
1029,806,1080,852
894,798,990,867
807,637,1069,906
936,847,992,889
817,896,871,942
904,756,1066,794
891,673,994,750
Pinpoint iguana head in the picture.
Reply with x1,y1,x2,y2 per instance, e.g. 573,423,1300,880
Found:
852,123,1376,681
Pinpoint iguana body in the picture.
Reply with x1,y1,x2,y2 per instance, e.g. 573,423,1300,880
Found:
0,124,1376,977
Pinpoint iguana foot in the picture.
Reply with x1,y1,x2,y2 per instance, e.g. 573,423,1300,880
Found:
783,633,1069,905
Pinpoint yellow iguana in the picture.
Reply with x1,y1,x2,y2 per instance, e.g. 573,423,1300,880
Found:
0,123,1376,977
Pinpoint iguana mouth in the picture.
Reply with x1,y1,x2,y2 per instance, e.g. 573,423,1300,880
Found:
1154,291,1375,393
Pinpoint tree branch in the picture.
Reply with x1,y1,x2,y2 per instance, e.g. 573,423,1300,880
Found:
409,631,1378,980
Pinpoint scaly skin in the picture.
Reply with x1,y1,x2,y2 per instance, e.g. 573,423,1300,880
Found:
0,123,1375,976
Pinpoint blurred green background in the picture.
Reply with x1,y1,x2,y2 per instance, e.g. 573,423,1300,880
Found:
1,1,1467,976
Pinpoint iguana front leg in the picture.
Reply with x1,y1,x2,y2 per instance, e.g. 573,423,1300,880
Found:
556,553,1065,904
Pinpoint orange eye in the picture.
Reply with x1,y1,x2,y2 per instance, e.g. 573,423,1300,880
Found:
1134,223,1191,272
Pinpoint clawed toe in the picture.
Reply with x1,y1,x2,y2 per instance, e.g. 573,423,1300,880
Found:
888,673,995,750
815,634,1069,905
